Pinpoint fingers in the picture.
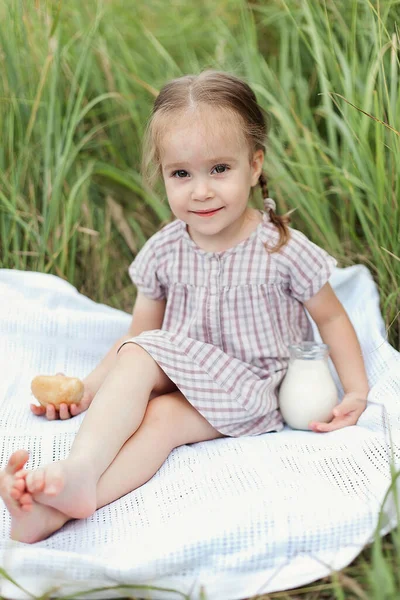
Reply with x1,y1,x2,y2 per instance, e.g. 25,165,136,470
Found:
30,403,46,416
69,403,81,417
45,404,57,420
46,403,74,420
332,402,361,419
332,405,346,418
58,403,72,420
310,413,358,433
31,401,60,420
70,392,92,416
32,403,72,420
309,396,367,433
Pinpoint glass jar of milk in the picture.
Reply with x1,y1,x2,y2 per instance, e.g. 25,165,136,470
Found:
279,342,338,430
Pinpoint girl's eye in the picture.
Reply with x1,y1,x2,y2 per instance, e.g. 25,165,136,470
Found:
171,164,229,178
213,164,229,174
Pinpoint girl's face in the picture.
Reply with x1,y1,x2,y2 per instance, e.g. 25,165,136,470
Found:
160,109,264,251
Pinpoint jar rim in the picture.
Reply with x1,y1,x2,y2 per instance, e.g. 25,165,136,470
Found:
288,341,330,359
289,342,328,351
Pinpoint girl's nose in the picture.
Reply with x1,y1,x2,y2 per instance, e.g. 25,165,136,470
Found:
191,177,214,201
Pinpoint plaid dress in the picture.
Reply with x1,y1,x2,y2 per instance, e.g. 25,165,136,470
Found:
121,211,337,436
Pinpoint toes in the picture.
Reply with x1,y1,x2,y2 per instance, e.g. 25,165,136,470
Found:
20,493,33,507
15,468,27,478
25,467,63,497
10,476,27,500
13,478,26,492
10,488,22,501
26,470,45,494
6,450,29,475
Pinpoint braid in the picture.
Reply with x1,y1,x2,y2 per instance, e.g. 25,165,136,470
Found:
258,170,292,253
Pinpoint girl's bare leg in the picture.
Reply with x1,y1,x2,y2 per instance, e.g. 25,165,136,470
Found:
8,343,177,520
1,390,224,542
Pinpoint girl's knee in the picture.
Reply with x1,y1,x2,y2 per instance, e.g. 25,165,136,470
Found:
145,393,180,427
118,342,146,359
117,345,176,395
143,392,225,446
117,343,157,372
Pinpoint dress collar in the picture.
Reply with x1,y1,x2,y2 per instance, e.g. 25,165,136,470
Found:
180,210,271,258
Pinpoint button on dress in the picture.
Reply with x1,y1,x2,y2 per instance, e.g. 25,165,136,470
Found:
120,211,337,437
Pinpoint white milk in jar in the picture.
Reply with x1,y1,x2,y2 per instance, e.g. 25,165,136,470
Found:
279,342,338,430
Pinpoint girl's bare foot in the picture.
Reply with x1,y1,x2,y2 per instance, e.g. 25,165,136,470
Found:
24,459,97,519
0,450,69,543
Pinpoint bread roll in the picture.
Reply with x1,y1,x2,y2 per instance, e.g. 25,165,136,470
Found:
31,375,84,408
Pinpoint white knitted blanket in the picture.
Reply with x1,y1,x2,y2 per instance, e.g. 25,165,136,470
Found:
0,267,399,600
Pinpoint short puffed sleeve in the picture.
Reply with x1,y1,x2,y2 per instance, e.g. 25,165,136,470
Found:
128,235,166,300
282,229,338,302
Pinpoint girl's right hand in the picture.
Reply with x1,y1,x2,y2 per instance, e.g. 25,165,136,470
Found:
30,373,94,420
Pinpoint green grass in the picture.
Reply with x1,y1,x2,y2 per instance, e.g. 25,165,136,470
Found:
0,0,399,597
0,0,398,346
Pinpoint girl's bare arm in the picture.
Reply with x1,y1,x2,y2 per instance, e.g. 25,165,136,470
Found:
83,292,167,395
31,292,166,419
304,283,369,432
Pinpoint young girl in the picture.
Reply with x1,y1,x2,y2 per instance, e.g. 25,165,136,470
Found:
0,70,369,543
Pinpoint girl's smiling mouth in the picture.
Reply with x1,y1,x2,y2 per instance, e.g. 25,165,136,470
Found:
190,207,224,216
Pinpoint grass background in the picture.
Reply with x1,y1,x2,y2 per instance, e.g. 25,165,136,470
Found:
0,0,398,347
0,0,400,597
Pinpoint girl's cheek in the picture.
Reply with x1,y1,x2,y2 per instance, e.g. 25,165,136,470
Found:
164,182,178,197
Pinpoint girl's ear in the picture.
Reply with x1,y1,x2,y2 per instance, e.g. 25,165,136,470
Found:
250,149,264,186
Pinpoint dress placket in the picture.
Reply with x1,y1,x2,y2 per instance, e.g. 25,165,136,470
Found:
207,255,223,347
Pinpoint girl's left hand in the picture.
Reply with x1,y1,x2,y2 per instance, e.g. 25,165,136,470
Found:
309,392,368,433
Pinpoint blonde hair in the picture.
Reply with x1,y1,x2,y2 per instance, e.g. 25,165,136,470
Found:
141,69,290,252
